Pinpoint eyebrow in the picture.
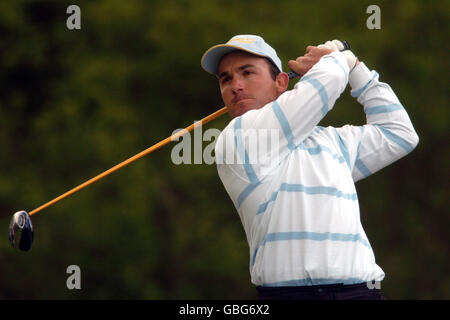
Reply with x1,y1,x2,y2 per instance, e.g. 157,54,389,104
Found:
218,64,256,80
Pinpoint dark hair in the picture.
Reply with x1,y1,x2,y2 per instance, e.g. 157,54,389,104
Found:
266,58,280,81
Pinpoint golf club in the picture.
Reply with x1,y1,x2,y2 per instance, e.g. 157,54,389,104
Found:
9,211,34,251
8,40,350,251
8,106,228,251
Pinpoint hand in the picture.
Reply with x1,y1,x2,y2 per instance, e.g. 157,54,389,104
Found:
287,46,333,77
318,39,345,52
319,39,359,70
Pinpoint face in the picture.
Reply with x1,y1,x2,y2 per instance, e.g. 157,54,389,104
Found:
218,51,287,118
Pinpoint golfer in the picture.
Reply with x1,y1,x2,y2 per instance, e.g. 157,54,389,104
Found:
201,35,418,299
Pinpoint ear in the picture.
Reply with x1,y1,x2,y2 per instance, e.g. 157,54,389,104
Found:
275,72,289,95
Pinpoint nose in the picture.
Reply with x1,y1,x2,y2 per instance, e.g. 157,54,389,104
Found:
230,76,244,93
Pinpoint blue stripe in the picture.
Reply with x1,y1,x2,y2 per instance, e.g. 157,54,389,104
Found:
262,231,371,248
334,129,351,170
351,71,378,98
234,117,259,183
355,159,371,178
297,143,345,164
300,76,329,116
251,231,372,267
262,277,367,287
237,182,260,208
251,248,258,267
375,125,415,153
257,182,357,216
354,126,371,178
322,55,348,84
234,117,261,208
257,191,278,215
366,103,404,115
272,101,296,150
280,183,357,200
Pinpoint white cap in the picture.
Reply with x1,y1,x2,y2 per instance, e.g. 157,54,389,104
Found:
201,35,282,76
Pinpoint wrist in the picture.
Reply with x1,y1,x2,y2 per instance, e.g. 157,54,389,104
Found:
349,61,372,90
342,50,358,70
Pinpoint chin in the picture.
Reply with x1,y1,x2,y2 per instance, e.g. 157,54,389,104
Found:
233,102,264,117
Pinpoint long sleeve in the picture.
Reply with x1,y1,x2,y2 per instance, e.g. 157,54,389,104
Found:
334,62,419,182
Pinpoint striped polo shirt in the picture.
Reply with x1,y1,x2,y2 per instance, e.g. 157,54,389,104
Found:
214,51,419,286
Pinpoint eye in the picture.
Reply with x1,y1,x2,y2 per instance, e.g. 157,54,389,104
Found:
221,76,231,84
244,70,253,76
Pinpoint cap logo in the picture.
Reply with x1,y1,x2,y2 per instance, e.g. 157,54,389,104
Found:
227,37,256,44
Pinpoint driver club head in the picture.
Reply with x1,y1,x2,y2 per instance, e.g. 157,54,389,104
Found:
9,210,34,251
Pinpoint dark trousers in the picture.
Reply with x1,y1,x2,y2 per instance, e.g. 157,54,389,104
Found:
256,282,386,300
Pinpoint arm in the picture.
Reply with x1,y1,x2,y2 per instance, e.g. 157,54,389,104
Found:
226,49,350,177
214,47,350,213
335,62,419,181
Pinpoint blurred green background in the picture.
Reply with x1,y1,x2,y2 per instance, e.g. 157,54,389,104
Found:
0,0,448,299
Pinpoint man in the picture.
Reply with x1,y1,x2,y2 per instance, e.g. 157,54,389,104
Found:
201,35,419,299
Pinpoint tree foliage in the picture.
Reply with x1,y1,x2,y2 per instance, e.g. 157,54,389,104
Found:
0,0,448,299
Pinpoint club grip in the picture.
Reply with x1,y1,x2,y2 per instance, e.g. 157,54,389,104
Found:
287,40,350,79
341,40,350,51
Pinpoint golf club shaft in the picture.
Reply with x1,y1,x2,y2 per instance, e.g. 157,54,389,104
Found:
29,106,229,216
27,66,326,216
28,40,351,216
